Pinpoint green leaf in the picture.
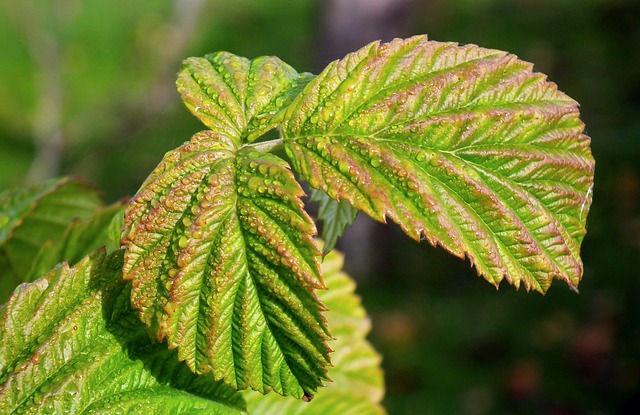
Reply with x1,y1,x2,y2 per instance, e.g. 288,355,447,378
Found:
0,249,246,414
123,131,331,399
309,189,358,255
27,201,127,281
282,35,595,293
244,245,385,415
106,203,126,252
0,177,102,302
177,52,314,144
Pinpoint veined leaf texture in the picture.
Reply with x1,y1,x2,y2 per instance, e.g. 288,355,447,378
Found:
122,34,594,406
244,248,385,414
124,51,332,398
0,178,103,303
0,250,245,414
283,35,594,292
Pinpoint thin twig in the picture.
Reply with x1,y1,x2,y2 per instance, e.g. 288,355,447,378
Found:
9,0,65,182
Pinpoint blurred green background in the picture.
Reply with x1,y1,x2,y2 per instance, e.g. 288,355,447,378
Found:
1,0,638,413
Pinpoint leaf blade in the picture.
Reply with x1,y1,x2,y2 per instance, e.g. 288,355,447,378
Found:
282,35,594,292
0,177,103,302
309,189,358,255
123,131,331,398
0,250,245,415
177,52,314,143
27,201,127,281
244,245,385,415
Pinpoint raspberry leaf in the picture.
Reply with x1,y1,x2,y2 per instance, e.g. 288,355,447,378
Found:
123,131,330,399
0,250,245,414
282,35,594,292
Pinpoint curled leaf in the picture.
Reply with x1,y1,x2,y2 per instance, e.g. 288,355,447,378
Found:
309,188,359,255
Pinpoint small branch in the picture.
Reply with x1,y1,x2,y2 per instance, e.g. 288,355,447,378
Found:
9,0,65,182
143,0,206,114
27,31,64,182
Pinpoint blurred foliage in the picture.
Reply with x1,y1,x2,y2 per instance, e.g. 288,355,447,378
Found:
1,0,638,414
0,0,317,197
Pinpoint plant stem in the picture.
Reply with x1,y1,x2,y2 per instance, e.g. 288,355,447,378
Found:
245,138,284,153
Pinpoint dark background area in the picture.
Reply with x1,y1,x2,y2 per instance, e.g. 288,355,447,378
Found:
1,0,638,413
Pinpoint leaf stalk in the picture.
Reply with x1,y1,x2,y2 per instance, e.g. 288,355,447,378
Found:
245,137,284,153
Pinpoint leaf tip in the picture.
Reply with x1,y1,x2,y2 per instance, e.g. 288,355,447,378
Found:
568,283,580,294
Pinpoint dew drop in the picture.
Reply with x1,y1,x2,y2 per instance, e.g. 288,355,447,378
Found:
321,107,334,122
143,257,154,269
177,256,189,268
430,158,444,168
370,157,383,168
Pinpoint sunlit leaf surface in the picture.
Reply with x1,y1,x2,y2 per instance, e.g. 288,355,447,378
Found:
244,246,385,414
123,131,330,399
0,250,245,414
283,35,594,292
177,52,314,143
